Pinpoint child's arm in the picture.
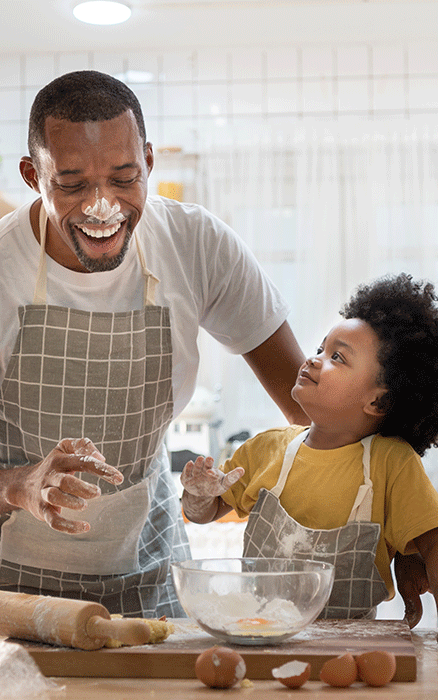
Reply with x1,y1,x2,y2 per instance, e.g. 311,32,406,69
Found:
394,552,430,629
181,455,244,524
413,528,438,624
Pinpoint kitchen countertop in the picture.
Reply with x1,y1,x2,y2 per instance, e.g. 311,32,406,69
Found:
41,628,437,699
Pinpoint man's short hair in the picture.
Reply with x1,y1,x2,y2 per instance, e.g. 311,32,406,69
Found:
28,70,147,161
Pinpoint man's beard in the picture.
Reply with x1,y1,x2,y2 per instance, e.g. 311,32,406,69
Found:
69,220,133,272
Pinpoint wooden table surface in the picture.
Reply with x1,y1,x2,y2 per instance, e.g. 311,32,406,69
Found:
38,629,437,699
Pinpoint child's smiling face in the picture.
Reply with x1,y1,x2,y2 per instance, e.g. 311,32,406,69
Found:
292,318,387,430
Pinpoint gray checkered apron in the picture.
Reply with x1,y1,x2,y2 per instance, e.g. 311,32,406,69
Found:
243,429,389,619
0,204,190,617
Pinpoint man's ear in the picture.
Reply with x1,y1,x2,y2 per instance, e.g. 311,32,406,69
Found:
19,157,41,192
145,142,154,176
363,388,388,417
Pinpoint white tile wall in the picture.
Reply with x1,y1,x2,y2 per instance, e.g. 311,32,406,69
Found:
374,76,406,111
133,85,160,119
163,84,194,117
160,117,198,152
372,45,405,76
0,155,23,189
231,82,264,115
303,78,334,113
197,83,229,117
0,122,21,156
57,52,91,75
126,52,160,81
337,77,370,112
92,53,126,77
230,48,264,80
266,47,298,79
231,116,266,146
408,40,438,74
0,40,437,204
196,48,229,81
302,46,334,78
409,77,438,110
337,45,369,77
23,53,55,86
0,90,21,120
0,55,21,86
23,87,40,119
160,51,196,82
267,81,299,114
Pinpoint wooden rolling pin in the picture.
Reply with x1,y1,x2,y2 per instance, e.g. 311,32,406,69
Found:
0,590,151,650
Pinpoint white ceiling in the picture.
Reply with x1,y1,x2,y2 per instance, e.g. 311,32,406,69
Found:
2,0,438,54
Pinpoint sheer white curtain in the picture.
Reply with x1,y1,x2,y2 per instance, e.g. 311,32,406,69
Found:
195,120,438,451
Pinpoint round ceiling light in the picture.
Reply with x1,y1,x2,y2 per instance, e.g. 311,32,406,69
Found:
73,1,132,25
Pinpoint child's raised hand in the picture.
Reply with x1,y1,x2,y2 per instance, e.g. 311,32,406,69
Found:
181,455,244,497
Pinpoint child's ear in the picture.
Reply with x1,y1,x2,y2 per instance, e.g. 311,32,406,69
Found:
363,388,388,417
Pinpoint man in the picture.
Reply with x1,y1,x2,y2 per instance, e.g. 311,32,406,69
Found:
0,71,307,618
0,71,426,624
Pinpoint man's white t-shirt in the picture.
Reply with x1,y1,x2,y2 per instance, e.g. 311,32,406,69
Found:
0,195,290,419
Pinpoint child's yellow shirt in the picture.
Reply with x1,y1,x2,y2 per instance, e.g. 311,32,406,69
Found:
221,425,438,597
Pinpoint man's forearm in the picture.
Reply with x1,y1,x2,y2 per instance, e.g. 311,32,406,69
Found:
243,321,309,426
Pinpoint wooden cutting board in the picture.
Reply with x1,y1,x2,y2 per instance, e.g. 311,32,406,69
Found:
17,618,416,681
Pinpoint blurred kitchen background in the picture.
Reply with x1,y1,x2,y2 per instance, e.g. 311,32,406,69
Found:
1,0,438,625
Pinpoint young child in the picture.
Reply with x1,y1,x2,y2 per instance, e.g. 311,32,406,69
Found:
181,273,438,621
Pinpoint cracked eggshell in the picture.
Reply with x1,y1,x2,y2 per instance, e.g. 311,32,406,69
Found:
355,650,396,687
195,646,246,688
319,652,358,687
272,659,311,688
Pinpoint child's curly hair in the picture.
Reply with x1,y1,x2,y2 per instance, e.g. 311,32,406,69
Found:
341,273,438,456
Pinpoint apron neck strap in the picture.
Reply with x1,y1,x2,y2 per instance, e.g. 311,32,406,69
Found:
270,428,309,498
32,202,160,306
347,434,374,522
133,229,160,306
272,429,376,522
32,203,48,305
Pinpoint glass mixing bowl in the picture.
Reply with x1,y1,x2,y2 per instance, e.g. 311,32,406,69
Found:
171,558,334,645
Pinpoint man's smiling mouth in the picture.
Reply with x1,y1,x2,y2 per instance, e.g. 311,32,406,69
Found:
76,221,123,239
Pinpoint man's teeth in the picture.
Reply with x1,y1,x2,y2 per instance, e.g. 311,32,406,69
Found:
78,222,122,238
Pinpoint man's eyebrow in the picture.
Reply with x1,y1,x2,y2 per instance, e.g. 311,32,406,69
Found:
113,163,139,171
56,169,81,176
56,163,139,176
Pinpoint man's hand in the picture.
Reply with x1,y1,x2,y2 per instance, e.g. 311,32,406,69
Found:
394,551,430,628
3,437,123,534
181,455,244,498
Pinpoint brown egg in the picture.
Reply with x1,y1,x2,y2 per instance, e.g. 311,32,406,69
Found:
319,652,358,687
355,650,396,687
272,660,311,688
195,646,246,688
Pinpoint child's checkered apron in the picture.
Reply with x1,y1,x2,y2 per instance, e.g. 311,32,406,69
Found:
243,429,389,619
0,204,190,617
